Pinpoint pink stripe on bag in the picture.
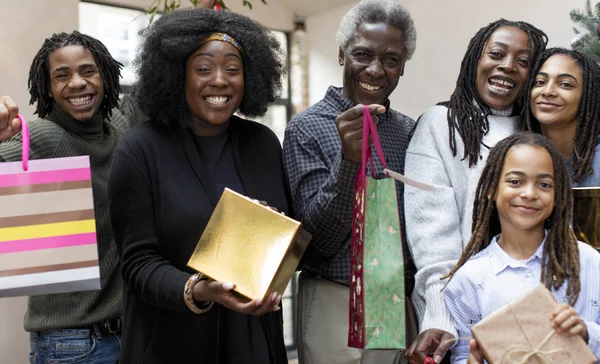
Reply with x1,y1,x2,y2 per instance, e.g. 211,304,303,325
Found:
18,115,29,171
0,168,92,188
0,233,97,254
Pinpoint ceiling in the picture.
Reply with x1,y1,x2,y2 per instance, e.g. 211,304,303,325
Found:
278,0,355,17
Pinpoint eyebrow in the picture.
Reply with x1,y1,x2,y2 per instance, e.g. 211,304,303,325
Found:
505,170,554,179
192,52,241,60
488,42,529,53
51,63,97,73
537,72,578,82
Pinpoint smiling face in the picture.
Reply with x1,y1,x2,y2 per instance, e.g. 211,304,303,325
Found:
185,40,244,136
475,26,531,110
530,54,583,130
494,144,555,236
339,23,406,105
48,45,104,121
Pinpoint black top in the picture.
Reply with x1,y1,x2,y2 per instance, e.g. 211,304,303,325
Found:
108,116,289,363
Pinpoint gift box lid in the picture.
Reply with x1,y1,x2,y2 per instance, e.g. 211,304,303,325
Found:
187,188,310,300
471,284,597,364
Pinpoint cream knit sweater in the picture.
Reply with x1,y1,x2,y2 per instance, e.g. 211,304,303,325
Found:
404,105,518,336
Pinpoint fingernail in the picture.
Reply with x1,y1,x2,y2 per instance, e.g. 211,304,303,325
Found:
222,282,234,290
434,355,443,363
256,298,263,306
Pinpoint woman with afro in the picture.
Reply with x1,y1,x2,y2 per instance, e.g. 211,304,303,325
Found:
107,8,289,363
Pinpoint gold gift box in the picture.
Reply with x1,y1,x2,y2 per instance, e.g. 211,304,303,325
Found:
187,188,311,300
573,187,600,250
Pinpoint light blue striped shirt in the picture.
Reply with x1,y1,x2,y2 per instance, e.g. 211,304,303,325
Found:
443,235,600,364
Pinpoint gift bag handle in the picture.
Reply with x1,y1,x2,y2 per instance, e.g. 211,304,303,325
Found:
17,114,30,171
358,105,388,183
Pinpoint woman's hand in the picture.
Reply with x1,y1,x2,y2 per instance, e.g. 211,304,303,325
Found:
550,304,589,342
193,279,281,316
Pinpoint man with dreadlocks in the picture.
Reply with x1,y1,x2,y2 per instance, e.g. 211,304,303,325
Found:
0,31,130,363
283,0,417,363
403,19,548,364
523,47,600,187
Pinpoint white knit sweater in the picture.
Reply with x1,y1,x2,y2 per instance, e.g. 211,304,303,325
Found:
404,105,518,336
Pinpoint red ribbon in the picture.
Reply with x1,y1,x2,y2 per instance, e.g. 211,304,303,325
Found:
424,357,435,364
213,3,222,10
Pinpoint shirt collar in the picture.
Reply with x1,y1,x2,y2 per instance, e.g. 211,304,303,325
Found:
488,232,546,275
324,86,392,118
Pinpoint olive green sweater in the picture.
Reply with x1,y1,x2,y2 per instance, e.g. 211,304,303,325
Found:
0,107,131,331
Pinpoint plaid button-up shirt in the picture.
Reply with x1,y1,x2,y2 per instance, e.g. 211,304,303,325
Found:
283,86,415,286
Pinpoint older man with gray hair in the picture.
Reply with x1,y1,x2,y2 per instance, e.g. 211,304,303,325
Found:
283,1,418,363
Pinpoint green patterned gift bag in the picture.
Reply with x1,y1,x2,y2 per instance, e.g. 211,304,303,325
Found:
348,105,409,349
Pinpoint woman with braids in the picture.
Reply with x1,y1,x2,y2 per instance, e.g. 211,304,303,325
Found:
0,31,130,362
403,19,548,364
442,132,600,363
107,8,288,363
523,48,600,187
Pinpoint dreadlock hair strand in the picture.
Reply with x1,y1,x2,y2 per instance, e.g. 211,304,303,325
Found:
442,132,581,306
522,47,600,183
28,31,123,119
443,19,548,167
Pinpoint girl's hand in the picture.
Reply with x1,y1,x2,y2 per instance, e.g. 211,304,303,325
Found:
550,304,589,342
467,339,485,364
193,279,281,316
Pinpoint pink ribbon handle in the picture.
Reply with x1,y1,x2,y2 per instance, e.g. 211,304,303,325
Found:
362,105,388,170
17,114,29,171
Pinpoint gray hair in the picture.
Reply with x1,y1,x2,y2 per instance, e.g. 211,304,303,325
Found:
336,0,417,60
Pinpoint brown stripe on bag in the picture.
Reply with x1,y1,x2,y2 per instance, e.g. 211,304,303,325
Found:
0,260,98,277
0,244,98,271
0,209,95,229
0,180,92,196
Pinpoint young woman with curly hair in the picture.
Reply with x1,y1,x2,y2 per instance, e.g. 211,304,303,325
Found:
107,8,289,363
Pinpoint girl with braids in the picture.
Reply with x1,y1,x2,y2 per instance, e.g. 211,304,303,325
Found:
403,19,548,364
523,47,600,187
107,7,288,363
442,132,600,363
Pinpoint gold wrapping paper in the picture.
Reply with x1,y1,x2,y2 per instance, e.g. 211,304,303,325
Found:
471,284,597,364
573,187,600,249
187,188,311,300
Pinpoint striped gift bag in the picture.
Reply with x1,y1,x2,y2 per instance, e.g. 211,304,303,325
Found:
0,115,100,297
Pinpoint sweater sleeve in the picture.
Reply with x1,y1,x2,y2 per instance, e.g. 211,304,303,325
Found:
404,106,464,336
108,138,191,313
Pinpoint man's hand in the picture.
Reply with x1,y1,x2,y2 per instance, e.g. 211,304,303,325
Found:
335,103,385,163
405,329,455,364
467,339,484,364
196,0,216,8
0,96,21,142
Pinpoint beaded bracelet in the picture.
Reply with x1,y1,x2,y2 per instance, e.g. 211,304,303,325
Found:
184,273,215,314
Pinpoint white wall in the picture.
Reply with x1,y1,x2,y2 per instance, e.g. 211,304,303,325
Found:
306,0,587,119
0,2,79,361
0,1,294,362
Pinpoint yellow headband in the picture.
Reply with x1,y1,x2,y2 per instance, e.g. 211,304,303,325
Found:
201,32,243,54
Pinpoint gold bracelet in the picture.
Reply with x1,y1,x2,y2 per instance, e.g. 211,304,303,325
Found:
184,273,215,314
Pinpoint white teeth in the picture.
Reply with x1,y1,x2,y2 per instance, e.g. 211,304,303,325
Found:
205,96,228,105
69,96,92,106
359,82,381,91
490,78,514,88
490,84,511,94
